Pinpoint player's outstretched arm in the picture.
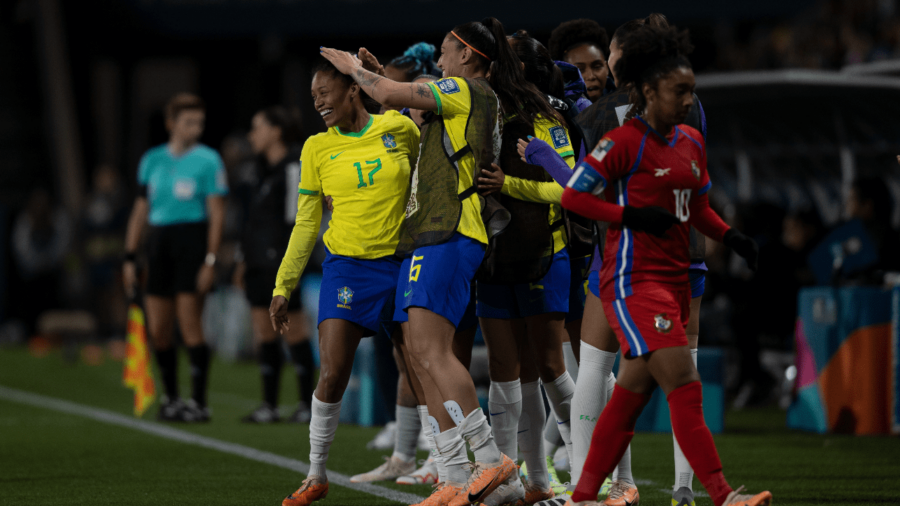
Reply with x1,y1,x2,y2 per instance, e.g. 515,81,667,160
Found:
320,47,437,112
518,137,574,187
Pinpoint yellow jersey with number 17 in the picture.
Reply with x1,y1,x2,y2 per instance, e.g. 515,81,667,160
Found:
299,110,420,258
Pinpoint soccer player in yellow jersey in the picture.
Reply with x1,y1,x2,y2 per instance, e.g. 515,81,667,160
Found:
322,17,565,506
270,60,420,506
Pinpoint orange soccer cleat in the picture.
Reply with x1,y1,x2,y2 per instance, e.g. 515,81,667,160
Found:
449,454,518,506
601,480,639,506
515,483,554,505
282,476,329,506
412,482,465,506
722,486,772,506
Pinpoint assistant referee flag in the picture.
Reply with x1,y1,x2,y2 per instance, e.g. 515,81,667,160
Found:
123,303,156,417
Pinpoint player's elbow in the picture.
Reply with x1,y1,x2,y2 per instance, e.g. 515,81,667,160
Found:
560,186,579,211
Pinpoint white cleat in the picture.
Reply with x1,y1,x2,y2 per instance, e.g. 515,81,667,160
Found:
481,472,526,506
349,455,416,483
397,456,439,485
552,446,570,472
366,421,397,450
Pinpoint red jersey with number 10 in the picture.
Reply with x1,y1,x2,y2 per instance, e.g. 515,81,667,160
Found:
583,117,711,301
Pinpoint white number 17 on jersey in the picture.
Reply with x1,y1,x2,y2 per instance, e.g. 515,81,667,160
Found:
673,189,692,222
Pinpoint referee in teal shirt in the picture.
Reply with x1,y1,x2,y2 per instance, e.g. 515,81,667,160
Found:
123,93,228,422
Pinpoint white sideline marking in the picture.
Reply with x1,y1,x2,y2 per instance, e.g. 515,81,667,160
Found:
0,385,424,505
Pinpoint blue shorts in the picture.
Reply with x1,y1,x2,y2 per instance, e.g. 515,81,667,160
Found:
566,254,591,323
588,269,600,298
401,233,486,327
319,250,401,337
389,256,478,332
477,248,570,319
688,262,707,299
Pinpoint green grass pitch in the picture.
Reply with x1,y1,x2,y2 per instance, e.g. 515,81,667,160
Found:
1,347,898,505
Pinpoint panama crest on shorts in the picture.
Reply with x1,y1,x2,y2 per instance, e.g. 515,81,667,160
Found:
654,313,672,333
337,286,354,309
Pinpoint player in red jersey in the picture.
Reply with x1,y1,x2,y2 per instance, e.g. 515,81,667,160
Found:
559,24,770,506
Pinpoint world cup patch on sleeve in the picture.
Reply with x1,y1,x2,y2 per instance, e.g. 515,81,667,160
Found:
591,138,615,162
549,126,570,149
436,79,460,94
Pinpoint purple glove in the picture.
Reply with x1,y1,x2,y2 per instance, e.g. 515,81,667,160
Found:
524,137,574,187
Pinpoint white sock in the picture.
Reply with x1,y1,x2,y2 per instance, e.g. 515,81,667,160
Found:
562,341,579,382
542,416,561,457
518,380,549,489
672,349,699,491
543,341,579,456
543,371,576,469
393,405,420,463
418,406,447,482
613,443,634,485
458,408,501,464
488,379,522,461
309,395,342,479
571,342,616,483
435,427,470,484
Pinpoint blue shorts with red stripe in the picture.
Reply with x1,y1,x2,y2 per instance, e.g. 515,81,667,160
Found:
601,282,690,357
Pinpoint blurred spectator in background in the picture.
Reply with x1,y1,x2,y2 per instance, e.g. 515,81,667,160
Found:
840,175,900,284
239,106,315,424
83,165,129,340
12,188,72,336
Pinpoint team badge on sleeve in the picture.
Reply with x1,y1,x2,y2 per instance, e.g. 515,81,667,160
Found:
567,162,606,196
382,133,397,149
590,137,615,162
549,126,570,149
654,313,673,333
691,160,701,181
436,79,460,94
337,286,354,308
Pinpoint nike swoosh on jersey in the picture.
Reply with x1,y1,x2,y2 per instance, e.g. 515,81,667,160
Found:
330,151,345,160
404,289,413,297
468,473,499,503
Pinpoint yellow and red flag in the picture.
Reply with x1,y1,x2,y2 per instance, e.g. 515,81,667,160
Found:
123,303,156,416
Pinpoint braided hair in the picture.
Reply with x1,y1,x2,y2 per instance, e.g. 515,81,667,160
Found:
613,24,693,120
387,42,440,82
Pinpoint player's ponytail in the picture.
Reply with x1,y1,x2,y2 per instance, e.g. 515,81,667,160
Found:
613,23,693,119
451,17,559,126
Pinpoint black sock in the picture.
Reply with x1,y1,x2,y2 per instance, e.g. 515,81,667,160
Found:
187,343,211,408
259,341,284,408
288,341,315,405
154,347,178,401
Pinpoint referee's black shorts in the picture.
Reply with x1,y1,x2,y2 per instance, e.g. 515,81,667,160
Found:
146,222,208,297
244,264,302,311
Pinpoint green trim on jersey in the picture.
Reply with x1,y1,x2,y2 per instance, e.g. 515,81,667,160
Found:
336,114,374,138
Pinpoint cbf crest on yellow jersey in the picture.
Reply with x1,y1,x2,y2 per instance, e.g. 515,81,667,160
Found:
298,110,420,258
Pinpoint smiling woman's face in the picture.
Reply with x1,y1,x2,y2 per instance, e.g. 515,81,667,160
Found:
565,43,608,102
311,70,355,129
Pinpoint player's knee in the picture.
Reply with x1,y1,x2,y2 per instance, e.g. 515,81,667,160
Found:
315,365,349,402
